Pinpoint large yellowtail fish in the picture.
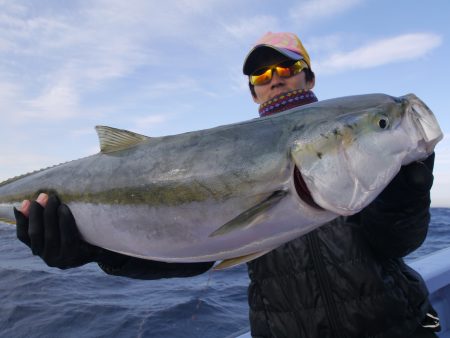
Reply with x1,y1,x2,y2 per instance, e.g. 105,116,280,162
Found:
0,94,443,268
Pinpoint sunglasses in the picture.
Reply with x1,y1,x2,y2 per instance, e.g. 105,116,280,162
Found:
250,60,307,86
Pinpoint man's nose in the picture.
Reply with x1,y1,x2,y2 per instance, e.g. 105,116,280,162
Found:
270,71,285,86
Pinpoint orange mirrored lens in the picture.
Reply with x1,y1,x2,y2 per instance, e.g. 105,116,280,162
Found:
250,61,306,86
250,68,273,86
275,66,292,78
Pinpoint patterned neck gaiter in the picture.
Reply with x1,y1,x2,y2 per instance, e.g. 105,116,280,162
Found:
258,89,318,117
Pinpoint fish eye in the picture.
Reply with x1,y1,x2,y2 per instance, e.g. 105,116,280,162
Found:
377,116,389,129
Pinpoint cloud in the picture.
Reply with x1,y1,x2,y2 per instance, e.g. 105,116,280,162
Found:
139,76,219,100
304,34,343,55
290,0,362,25
133,115,168,129
25,80,79,119
0,36,13,52
224,15,280,43
0,2,153,122
315,33,442,74
0,0,238,125
0,82,20,109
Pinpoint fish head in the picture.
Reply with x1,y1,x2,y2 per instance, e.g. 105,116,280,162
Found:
290,94,443,215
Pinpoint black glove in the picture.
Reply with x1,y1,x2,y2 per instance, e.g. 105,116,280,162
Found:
374,152,435,210
359,153,435,258
14,194,127,269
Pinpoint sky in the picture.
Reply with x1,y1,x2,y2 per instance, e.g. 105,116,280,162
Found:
0,0,449,207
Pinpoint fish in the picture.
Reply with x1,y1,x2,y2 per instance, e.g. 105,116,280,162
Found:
0,93,443,269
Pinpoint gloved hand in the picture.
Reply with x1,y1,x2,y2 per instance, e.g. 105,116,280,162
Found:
374,152,435,210
14,193,214,278
14,193,127,269
359,153,435,258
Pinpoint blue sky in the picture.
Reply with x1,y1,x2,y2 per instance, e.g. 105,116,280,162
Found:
0,0,449,206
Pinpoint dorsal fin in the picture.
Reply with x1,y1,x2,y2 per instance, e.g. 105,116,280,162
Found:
95,125,151,153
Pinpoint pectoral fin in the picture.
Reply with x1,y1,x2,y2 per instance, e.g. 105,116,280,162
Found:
209,189,288,237
213,249,273,270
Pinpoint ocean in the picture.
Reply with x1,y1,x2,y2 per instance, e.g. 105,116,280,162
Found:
1,208,449,338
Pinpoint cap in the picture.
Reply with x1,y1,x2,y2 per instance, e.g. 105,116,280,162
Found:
243,32,312,75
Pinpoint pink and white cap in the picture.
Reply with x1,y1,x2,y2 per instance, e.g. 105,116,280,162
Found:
243,32,312,75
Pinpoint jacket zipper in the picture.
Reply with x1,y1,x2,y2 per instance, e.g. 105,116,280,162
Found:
307,231,344,338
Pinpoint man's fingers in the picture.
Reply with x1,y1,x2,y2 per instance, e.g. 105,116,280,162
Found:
19,199,31,217
58,203,80,263
402,152,435,191
422,152,435,172
14,206,31,247
14,192,96,269
28,201,45,256
36,193,49,208
42,195,61,263
404,161,434,193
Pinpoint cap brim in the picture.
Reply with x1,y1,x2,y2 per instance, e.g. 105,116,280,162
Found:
243,45,303,75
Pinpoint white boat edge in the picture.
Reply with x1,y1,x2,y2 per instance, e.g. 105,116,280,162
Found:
227,246,450,338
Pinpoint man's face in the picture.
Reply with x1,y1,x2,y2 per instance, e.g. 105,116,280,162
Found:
252,67,314,105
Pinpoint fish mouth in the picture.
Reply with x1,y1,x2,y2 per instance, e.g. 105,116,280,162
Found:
408,102,443,152
293,166,323,210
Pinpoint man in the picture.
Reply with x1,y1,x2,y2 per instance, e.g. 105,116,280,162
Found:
15,32,439,337
241,32,439,338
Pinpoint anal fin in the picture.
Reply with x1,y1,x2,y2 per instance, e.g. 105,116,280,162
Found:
213,249,273,270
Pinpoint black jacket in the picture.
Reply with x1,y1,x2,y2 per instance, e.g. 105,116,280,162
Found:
247,192,432,338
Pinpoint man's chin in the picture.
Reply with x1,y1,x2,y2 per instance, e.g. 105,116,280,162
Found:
269,88,292,100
